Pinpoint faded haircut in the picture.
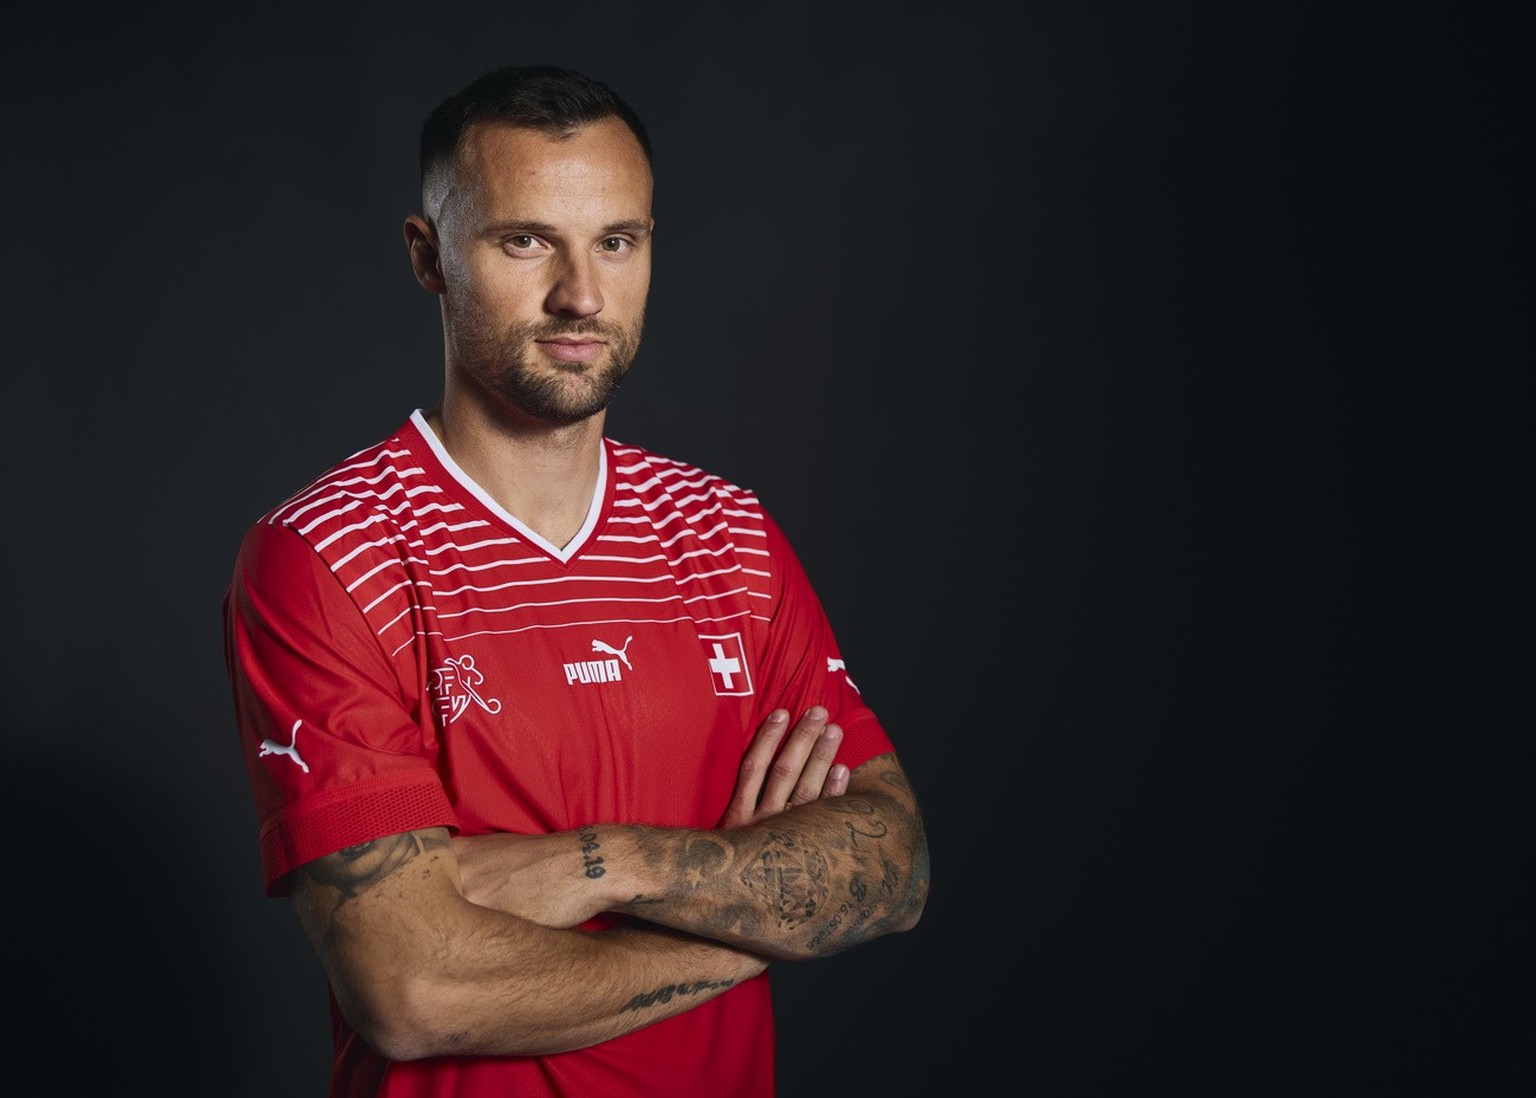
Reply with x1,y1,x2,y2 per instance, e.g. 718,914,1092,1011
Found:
418,64,651,217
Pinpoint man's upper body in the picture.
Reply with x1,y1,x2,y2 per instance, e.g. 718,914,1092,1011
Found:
223,64,928,1098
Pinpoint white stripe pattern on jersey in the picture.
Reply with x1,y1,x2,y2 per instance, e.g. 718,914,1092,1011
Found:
264,432,774,662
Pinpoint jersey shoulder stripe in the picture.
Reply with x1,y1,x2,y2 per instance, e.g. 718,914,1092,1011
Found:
255,421,777,658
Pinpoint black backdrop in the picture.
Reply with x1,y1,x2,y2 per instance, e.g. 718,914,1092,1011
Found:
2,3,1522,1095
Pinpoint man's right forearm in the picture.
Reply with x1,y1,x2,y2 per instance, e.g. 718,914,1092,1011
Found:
291,828,767,1062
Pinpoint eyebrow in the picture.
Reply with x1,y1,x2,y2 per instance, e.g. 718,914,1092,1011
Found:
484,218,653,239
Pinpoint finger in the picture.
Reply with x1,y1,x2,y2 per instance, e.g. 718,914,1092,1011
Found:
824,763,850,798
789,723,843,806
759,706,829,814
721,709,789,828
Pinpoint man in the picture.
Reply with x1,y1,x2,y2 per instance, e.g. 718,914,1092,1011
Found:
224,63,929,1097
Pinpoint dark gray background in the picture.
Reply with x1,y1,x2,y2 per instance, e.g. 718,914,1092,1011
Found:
2,2,1520,1095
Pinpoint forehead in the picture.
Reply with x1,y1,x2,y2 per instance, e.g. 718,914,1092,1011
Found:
448,117,653,223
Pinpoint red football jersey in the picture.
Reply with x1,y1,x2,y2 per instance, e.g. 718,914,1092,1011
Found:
224,411,893,1098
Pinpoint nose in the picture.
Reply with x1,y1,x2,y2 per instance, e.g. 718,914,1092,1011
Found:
545,253,603,318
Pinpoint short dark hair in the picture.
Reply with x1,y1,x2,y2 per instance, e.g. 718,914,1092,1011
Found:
419,64,652,193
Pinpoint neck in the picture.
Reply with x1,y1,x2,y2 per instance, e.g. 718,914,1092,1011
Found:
425,399,606,550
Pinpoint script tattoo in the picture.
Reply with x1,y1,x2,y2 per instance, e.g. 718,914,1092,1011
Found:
833,797,890,844
621,978,735,1014
798,771,929,954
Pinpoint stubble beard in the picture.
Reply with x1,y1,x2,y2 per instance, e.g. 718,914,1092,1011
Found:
454,315,642,426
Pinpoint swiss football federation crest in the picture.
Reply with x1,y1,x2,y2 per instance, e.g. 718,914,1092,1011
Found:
431,654,504,725
699,632,753,697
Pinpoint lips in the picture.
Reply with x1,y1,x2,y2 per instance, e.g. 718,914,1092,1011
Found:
538,338,605,363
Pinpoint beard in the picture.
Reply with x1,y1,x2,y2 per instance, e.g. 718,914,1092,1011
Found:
450,311,643,426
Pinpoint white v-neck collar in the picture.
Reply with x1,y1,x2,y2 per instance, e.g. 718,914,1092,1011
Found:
409,409,606,564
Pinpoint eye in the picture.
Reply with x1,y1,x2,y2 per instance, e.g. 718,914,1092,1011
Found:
598,237,631,255
502,233,543,254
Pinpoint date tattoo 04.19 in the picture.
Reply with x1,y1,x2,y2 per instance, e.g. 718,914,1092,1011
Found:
579,830,605,878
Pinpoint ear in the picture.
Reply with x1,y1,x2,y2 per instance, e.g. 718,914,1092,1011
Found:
403,215,446,294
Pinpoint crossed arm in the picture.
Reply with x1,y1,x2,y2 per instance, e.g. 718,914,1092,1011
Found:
288,706,930,1062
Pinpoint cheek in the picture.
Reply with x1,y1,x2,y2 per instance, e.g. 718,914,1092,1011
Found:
460,262,539,314
610,265,652,314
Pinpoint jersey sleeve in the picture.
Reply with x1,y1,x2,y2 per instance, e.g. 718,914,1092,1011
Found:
224,521,458,896
754,512,895,772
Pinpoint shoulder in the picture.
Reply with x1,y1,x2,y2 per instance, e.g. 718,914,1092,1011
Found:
607,438,767,525
602,440,811,599
232,419,455,599
258,424,428,534
245,419,474,567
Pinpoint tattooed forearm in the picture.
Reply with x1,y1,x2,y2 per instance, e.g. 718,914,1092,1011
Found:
740,766,927,957
301,830,450,901
620,977,736,1015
